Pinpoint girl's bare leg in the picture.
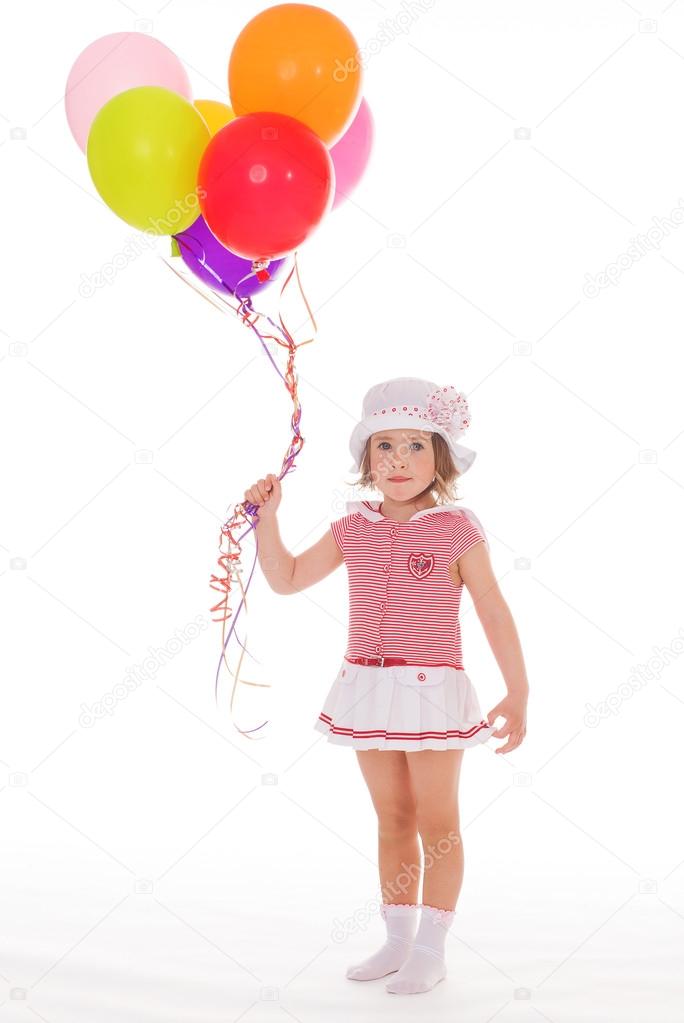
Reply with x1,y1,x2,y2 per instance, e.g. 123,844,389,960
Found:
346,750,421,980
404,748,464,909
354,749,421,904
385,749,464,995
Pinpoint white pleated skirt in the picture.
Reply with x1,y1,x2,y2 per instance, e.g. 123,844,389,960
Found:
314,657,496,752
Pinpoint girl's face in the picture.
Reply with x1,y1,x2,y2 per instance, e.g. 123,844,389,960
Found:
369,428,436,500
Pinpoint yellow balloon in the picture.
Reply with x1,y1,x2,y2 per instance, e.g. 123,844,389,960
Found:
194,99,235,136
87,86,210,234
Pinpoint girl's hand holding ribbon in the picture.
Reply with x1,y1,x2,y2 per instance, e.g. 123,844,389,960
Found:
243,473,282,519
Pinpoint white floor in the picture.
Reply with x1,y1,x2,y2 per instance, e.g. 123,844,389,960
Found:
1,890,682,1021
2,713,683,1022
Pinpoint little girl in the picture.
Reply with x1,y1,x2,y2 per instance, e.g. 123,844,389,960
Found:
245,376,529,996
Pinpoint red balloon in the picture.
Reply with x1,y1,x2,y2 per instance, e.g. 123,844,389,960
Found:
197,111,335,261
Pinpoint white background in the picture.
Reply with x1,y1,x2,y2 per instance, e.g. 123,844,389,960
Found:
1,0,683,1019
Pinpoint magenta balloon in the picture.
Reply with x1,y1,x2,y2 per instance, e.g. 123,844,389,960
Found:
65,32,191,152
329,97,374,210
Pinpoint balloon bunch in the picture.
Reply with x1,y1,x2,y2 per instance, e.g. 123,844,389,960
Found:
65,5,374,738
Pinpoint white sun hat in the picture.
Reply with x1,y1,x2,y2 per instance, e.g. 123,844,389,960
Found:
348,376,477,475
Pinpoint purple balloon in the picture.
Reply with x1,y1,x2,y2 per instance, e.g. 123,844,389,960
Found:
173,215,287,298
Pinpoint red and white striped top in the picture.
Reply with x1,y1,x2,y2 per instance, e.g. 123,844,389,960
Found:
330,500,488,669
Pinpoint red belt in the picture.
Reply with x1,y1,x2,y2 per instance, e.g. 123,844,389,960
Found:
345,655,464,670
346,655,407,667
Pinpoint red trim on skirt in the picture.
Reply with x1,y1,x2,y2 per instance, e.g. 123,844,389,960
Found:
317,711,491,740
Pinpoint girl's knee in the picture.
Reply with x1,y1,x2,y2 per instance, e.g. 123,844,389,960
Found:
377,806,418,836
416,814,461,845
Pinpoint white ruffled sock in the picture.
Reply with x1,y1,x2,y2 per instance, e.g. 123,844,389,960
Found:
385,903,456,994
346,902,420,981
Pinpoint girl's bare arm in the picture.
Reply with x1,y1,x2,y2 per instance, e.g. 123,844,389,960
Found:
458,542,529,753
244,473,343,595
255,516,343,595
458,542,530,696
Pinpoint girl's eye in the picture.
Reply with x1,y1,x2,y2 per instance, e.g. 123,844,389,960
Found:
378,441,423,451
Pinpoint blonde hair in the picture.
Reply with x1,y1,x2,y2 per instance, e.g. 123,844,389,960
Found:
346,431,462,504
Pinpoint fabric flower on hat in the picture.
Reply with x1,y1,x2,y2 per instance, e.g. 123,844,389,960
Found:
426,385,471,441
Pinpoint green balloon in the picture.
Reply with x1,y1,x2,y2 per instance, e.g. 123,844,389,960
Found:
87,86,210,234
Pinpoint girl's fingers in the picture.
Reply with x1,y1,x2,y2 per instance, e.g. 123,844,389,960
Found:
496,728,525,753
244,475,279,506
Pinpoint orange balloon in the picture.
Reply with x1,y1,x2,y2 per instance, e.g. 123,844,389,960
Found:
228,3,362,146
194,99,235,136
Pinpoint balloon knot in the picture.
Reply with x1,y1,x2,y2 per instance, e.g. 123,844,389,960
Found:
251,258,271,282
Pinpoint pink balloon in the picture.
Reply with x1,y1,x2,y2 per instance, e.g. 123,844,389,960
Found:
329,97,374,210
65,32,192,152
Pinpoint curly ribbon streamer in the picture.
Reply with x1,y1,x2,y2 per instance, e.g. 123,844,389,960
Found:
163,240,317,739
